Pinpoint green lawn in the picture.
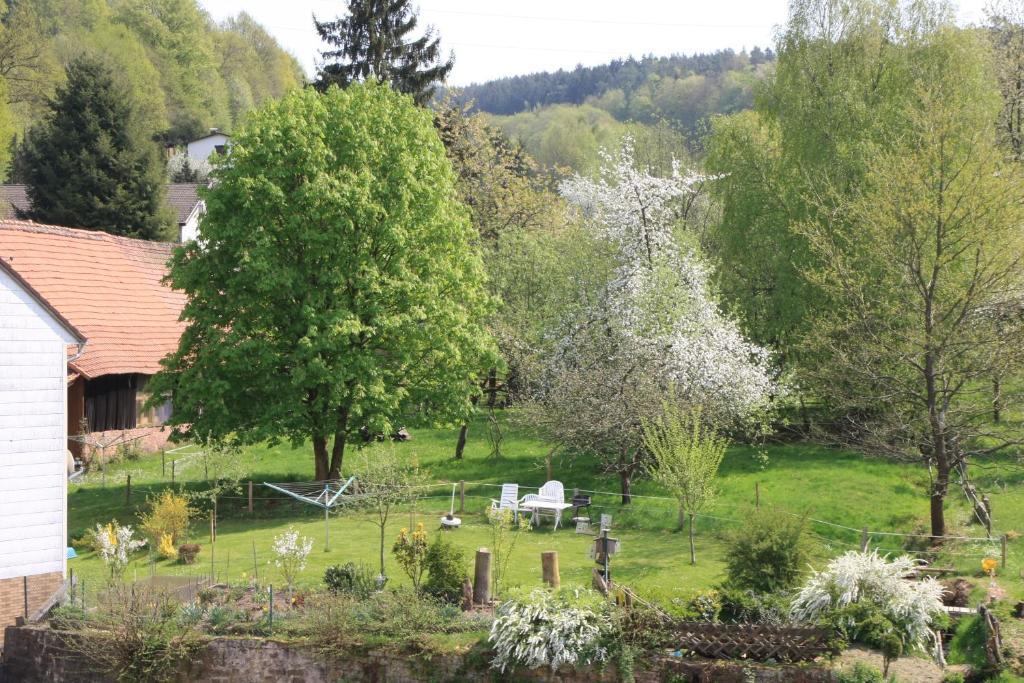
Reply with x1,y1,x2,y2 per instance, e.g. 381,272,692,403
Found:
66,413,1020,606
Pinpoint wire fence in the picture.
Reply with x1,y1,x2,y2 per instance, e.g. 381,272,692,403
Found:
69,449,1012,594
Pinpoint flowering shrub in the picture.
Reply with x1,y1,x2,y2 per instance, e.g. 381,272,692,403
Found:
272,526,313,591
94,521,146,580
392,523,429,590
139,490,194,549
791,551,945,661
489,588,611,672
157,534,178,561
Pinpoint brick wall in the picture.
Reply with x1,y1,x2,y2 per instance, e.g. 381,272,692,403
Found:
0,572,62,649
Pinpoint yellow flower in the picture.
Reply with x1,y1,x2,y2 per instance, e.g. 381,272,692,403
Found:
982,557,998,574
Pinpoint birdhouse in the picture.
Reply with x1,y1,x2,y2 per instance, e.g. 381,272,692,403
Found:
592,535,620,565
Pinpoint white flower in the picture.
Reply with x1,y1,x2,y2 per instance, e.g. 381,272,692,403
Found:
489,588,610,672
791,550,945,656
272,526,313,589
95,522,145,578
556,137,778,424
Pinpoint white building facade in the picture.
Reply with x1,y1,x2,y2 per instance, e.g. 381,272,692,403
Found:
0,259,84,644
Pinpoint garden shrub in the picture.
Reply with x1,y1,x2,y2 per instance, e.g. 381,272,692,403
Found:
723,507,810,593
139,491,194,550
157,534,178,561
392,523,429,590
178,544,200,564
56,584,202,682
673,589,721,622
299,588,491,655
717,586,788,625
423,535,467,603
836,662,886,683
324,562,378,598
791,551,946,672
489,588,612,672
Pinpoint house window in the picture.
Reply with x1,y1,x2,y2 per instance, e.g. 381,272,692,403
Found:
84,374,138,432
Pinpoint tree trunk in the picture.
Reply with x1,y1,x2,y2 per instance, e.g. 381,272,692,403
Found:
454,395,478,460
619,470,632,505
313,436,329,481
454,423,469,460
688,512,696,565
993,376,1002,424
328,432,346,480
327,407,350,480
925,352,948,540
485,368,498,408
379,523,386,579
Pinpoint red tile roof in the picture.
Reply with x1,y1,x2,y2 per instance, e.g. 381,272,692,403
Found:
0,220,185,379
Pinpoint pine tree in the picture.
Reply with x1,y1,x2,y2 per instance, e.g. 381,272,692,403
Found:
17,57,172,239
313,0,453,105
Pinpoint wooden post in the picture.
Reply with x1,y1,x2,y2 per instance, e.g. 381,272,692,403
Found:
1002,534,1008,570
458,480,465,514
755,482,760,509
984,496,993,536
860,527,869,552
473,548,491,605
161,450,166,476
125,474,131,506
171,459,175,484
541,551,560,589
248,481,254,514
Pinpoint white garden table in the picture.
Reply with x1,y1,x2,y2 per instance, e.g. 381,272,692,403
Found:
519,499,574,529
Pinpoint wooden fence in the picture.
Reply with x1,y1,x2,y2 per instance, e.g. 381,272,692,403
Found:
671,622,833,662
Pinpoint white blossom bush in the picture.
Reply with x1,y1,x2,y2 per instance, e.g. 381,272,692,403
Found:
489,588,611,672
272,526,313,591
167,153,212,183
791,550,946,657
95,521,146,580
557,138,778,425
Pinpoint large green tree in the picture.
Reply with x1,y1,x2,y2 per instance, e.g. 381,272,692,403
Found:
314,0,453,105
17,57,172,238
800,26,1024,539
705,0,950,355
151,84,498,480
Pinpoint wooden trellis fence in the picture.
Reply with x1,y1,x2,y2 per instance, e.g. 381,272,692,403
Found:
671,622,833,663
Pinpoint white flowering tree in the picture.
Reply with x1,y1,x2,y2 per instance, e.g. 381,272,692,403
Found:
791,551,946,673
272,526,313,596
528,139,777,502
95,521,146,582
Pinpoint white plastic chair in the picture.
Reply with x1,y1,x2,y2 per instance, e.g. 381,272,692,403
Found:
538,480,564,504
489,483,520,519
527,481,567,528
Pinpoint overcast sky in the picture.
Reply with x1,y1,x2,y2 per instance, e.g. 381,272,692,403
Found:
199,0,990,86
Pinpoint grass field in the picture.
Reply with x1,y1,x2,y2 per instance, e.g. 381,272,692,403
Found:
65,412,1021,607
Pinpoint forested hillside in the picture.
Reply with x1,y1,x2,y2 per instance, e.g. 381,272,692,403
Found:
0,0,304,175
454,49,774,171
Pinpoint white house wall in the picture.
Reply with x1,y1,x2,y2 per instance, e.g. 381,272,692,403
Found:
186,134,230,161
0,266,76,581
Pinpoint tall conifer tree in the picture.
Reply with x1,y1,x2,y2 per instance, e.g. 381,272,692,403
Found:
313,0,453,105
17,57,171,239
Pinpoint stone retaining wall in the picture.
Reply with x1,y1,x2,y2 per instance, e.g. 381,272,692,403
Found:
2,625,837,682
